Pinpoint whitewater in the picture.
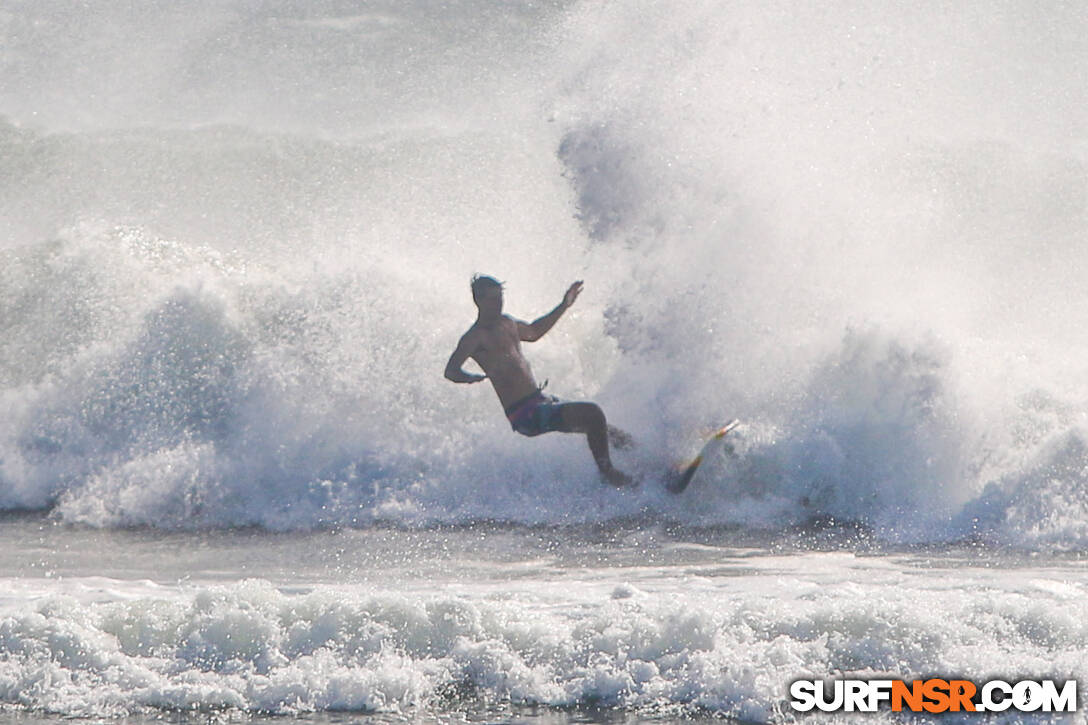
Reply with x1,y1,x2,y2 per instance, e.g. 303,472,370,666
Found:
1,0,1086,721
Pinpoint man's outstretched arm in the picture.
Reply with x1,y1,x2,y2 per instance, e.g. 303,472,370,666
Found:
444,331,487,383
519,281,583,342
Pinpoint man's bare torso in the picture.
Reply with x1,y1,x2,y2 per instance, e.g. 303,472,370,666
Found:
465,315,539,410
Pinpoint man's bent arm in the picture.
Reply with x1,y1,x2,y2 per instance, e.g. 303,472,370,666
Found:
444,333,486,383
520,303,568,342
446,365,485,383
519,281,583,342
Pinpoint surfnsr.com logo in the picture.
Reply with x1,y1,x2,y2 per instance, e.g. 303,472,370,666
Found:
789,679,1078,713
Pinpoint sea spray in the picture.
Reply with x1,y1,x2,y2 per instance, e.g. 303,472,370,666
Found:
0,1,1085,547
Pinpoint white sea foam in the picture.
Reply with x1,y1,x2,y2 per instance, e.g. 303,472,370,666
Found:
0,557,1085,721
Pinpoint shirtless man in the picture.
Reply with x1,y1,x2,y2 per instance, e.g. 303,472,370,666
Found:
444,275,633,487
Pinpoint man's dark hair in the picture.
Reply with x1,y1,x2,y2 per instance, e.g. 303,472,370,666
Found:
471,275,503,304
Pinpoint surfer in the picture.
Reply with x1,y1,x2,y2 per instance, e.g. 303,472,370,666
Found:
444,275,634,487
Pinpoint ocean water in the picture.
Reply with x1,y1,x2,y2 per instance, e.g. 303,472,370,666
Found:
2,0,1087,722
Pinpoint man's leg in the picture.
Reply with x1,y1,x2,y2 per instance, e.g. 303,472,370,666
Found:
557,402,633,487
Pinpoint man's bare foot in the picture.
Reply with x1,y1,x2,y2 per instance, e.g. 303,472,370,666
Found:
607,426,635,451
601,466,635,488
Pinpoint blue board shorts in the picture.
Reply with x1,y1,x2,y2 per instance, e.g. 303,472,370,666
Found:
505,392,565,437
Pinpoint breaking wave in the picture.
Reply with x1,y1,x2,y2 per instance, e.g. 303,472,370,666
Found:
1,0,1086,549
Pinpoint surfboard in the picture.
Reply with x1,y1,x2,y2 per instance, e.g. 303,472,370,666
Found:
665,419,740,494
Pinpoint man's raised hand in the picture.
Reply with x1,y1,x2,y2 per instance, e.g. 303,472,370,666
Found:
563,280,584,309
